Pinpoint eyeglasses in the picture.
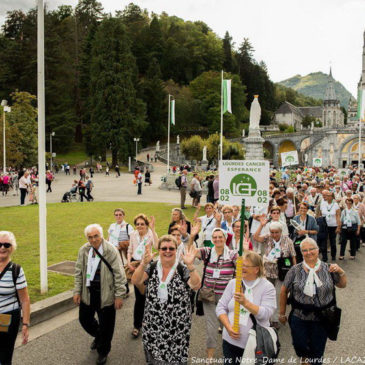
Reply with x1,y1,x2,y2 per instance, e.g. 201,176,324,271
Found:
160,247,176,252
114,214,123,216
0,243,12,249
271,211,280,215
135,223,146,226
301,247,318,253
87,234,100,240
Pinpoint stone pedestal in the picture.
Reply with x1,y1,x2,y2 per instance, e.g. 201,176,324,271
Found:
201,159,208,171
244,135,265,160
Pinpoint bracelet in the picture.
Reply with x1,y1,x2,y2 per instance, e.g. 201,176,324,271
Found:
22,323,30,327
278,314,286,318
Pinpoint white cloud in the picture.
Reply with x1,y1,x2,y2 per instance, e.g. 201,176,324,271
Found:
1,0,364,96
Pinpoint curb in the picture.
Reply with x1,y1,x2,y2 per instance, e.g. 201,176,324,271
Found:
30,290,74,327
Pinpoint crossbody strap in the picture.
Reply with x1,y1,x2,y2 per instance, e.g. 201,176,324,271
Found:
92,247,113,275
200,248,212,289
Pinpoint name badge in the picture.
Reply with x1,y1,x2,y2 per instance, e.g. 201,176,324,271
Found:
212,269,220,278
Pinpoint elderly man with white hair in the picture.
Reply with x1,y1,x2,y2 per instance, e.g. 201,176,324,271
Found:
306,187,322,212
73,224,127,365
253,221,296,329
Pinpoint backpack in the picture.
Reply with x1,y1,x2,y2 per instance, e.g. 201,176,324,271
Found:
149,261,195,313
241,314,280,364
12,263,21,305
175,176,182,188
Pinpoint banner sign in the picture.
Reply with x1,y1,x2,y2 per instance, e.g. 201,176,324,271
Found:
219,160,270,207
281,150,299,167
313,157,322,167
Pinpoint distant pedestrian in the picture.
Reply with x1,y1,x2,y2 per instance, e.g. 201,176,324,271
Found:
2,174,10,196
207,175,215,203
190,173,202,207
46,170,53,193
137,170,143,195
115,164,120,177
73,166,77,175
144,169,151,186
78,180,89,202
73,224,126,365
89,167,94,178
86,176,94,202
146,153,150,162
213,175,219,203
65,164,70,175
19,171,29,206
105,166,110,176
180,170,188,209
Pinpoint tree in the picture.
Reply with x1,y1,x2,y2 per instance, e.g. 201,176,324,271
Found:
0,91,38,168
181,135,204,161
189,71,248,134
88,17,147,165
223,31,233,72
140,58,167,144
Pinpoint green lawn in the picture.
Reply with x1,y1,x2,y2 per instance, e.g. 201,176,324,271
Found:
1,202,196,303
55,143,89,166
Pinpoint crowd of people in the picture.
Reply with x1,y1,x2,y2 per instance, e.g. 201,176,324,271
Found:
4,165,365,364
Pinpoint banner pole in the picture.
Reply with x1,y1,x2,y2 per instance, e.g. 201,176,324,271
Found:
233,198,245,332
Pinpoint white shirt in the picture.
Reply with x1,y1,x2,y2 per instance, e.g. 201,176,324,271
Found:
250,206,268,234
19,176,28,189
199,214,216,241
320,200,340,227
191,177,202,192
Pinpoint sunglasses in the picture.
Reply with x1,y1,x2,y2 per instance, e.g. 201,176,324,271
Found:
114,214,123,216
0,243,12,248
159,247,176,252
135,223,146,226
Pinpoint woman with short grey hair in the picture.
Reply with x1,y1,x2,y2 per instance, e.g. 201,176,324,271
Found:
279,238,347,364
253,220,296,329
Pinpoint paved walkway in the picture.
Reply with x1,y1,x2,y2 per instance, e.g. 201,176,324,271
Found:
13,248,365,364
0,150,184,208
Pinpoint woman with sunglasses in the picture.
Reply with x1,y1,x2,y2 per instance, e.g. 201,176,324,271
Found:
279,238,346,364
216,251,276,364
108,208,134,296
132,236,200,364
127,214,158,338
0,231,30,365
190,227,237,359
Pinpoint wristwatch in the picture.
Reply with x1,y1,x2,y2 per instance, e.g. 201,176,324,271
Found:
22,323,30,327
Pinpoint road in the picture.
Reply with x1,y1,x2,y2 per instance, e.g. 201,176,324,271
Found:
13,248,365,364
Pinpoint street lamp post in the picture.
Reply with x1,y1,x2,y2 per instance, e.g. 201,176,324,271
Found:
133,138,140,160
50,131,55,172
1,100,11,174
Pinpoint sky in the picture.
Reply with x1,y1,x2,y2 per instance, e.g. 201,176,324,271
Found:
1,0,364,97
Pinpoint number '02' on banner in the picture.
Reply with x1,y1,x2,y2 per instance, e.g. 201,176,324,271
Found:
218,160,270,208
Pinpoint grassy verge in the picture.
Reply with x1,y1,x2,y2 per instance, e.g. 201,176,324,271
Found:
55,143,89,166
1,202,196,303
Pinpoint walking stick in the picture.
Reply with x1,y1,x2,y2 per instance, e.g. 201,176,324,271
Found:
233,198,245,332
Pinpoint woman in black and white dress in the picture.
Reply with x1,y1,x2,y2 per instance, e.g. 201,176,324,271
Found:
0,231,30,365
132,235,200,364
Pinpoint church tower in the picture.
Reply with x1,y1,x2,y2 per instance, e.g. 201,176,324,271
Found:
358,29,365,89
323,68,344,128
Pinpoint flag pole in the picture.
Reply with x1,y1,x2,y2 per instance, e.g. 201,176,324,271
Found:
38,0,48,293
167,94,171,175
220,70,223,161
359,118,362,172
233,198,245,332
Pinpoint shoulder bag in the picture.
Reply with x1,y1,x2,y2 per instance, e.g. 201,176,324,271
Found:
196,248,212,315
317,269,342,341
0,262,19,333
